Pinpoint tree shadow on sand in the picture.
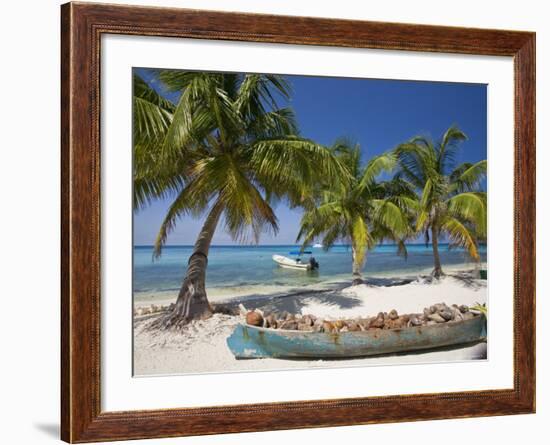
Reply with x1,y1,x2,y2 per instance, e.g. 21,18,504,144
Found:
213,276,415,315
215,288,361,314
448,272,487,290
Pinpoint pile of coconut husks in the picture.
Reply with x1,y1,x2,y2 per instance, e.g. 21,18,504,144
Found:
244,302,483,333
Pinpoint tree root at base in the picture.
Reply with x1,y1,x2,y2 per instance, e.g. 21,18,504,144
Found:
147,308,213,332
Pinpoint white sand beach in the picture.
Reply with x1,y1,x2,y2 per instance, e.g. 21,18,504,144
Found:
134,272,487,376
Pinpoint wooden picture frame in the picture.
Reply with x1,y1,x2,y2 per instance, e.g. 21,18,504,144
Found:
61,2,535,442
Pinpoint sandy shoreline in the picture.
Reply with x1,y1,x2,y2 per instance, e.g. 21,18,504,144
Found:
133,263,485,308
134,270,487,376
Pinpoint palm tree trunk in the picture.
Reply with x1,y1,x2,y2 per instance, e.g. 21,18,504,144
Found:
431,225,443,278
155,202,223,330
351,244,365,285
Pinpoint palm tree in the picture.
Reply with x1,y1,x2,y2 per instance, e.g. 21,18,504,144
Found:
133,71,347,329
394,125,487,278
296,140,417,283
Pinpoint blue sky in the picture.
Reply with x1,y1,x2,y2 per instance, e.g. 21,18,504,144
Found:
133,69,487,246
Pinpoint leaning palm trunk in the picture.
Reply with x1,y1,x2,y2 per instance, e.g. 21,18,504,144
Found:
153,203,223,330
431,226,443,278
351,244,365,285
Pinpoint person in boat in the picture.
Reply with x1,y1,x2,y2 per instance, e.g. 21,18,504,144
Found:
309,256,319,270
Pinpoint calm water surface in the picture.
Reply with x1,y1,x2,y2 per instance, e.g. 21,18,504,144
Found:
133,244,487,296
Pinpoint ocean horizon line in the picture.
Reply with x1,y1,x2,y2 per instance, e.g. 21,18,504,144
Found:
134,242,484,248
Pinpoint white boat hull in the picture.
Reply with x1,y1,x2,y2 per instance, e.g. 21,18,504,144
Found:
272,254,311,270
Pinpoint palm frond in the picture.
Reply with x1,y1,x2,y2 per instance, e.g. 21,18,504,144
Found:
219,156,279,243
160,73,242,162
419,178,433,210
246,107,298,139
157,70,205,93
441,216,479,260
394,142,430,188
236,74,291,122
133,74,176,112
133,172,186,211
133,74,174,149
359,152,396,190
321,223,346,250
438,125,467,174
446,192,487,237
330,138,362,177
152,176,216,258
416,210,430,232
249,137,348,205
441,125,468,150
450,160,487,192
370,199,410,236
133,97,173,144
350,215,369,264
470,302,487,317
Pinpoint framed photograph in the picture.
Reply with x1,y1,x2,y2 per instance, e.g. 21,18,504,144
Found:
61,2,535,442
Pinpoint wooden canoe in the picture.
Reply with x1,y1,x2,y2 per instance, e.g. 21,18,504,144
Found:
226,315,487,359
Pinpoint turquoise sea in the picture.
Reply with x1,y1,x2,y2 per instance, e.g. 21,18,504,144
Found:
133,244,487,298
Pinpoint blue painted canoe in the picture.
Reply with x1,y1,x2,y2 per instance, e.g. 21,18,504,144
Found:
226,315,487,359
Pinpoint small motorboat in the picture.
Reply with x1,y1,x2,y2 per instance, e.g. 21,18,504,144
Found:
227,315,487,359
272,251,319,271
